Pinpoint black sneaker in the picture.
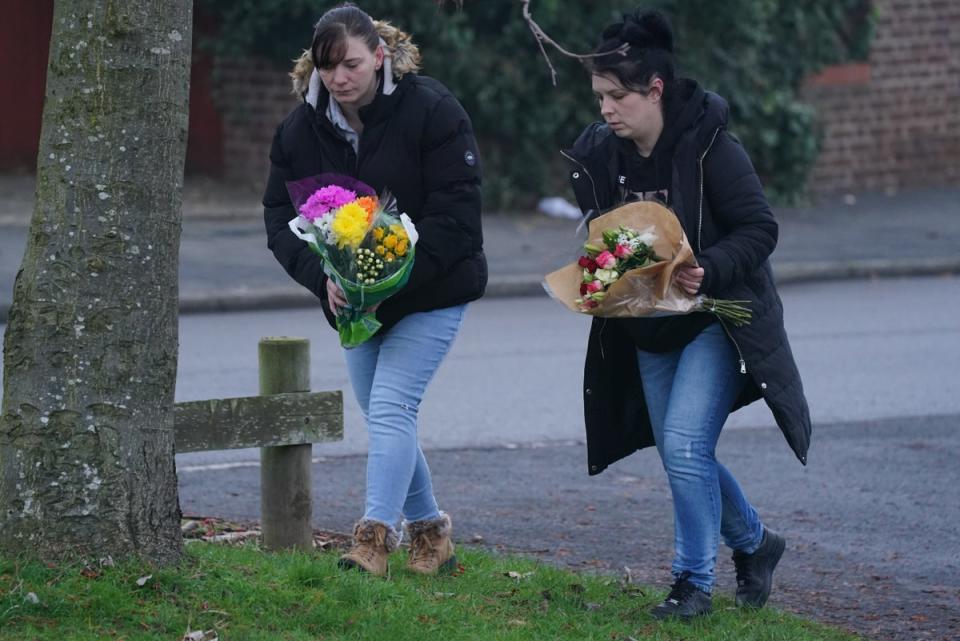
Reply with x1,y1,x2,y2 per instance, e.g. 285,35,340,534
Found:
650,572,712,621
732,528,786,608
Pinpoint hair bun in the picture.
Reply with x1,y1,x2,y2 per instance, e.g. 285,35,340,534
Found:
603,9,673,52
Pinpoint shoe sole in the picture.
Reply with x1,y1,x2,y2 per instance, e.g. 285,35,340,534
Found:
650,608,712,622
337,557,388,577
737,535,786,608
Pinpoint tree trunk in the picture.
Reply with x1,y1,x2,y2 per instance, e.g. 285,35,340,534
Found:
0,0,192,564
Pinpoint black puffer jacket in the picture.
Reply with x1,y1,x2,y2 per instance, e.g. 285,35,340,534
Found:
263,72,486,333
564,79,811,475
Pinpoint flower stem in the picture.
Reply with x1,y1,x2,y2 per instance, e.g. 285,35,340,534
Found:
699,298,752,327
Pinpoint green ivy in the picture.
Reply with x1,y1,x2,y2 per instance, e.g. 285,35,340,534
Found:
197,0,873,208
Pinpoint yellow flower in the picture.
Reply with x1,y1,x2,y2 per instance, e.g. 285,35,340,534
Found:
385,252,396,262
389,224,406,239
395,239,408,256
372,227,385,241
375,245,386,255
330,203,370,249
383,234,398,250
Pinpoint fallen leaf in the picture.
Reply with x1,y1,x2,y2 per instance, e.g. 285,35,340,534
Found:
80,566,100,579
135,575,152,587
507,619,527,626
505,571,534,580
181,630,218,641
24,592,40,604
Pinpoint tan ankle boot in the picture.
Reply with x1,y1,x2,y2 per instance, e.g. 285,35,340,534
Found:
338,519,399,577
405,512,457,575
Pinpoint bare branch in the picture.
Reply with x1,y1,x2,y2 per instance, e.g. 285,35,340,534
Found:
521,1,631,85
437,0,629,85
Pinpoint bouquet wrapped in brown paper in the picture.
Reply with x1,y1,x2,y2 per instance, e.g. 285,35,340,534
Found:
543,201,751,326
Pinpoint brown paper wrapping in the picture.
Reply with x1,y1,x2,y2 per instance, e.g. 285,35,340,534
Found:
543,201,700,318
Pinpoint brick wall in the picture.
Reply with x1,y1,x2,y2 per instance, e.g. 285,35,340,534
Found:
803,0,960,194
210,60,299,191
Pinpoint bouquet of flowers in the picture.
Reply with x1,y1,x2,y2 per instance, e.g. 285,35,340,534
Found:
286,174,418,347
544,201,751,326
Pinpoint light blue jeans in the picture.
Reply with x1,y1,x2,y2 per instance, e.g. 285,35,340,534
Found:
343,304,466,532
636,323,764,593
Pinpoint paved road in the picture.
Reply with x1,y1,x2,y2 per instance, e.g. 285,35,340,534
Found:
170,275,960,465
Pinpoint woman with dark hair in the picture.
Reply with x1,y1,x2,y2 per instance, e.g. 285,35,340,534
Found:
564,8,811,620
262,3,485,577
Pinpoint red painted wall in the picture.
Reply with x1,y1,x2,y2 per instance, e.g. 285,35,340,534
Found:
0,1,225,177
0,0,53,171
186,10,224,177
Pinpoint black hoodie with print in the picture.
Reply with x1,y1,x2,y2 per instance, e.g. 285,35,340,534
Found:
608,84,715,352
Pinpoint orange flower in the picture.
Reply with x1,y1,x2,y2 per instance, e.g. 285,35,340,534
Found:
356,196,379,222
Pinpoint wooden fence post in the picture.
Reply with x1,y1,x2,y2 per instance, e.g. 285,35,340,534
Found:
258,337,313,551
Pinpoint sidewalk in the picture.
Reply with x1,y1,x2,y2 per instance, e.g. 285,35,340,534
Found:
1,173,959,321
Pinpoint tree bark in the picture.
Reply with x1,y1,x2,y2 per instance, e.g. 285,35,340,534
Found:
0,0,192,564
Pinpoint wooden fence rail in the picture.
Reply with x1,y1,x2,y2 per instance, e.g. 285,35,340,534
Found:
174,337,343,551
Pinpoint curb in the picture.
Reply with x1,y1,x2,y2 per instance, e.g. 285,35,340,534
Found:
2,258,958,323
772,257,960,285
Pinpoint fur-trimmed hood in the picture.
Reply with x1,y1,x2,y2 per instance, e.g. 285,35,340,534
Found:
289,20,421,96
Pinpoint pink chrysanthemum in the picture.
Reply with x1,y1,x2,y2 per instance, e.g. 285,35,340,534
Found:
300,185,358,221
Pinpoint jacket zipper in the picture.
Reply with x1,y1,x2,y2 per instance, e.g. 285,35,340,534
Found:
697,127,721,254
698,127,747,375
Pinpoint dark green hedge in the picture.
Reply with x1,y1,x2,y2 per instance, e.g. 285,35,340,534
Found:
198,0,873,208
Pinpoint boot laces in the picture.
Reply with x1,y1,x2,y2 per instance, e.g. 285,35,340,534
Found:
409,531,437,565
665,573,699,605
733,550,757,588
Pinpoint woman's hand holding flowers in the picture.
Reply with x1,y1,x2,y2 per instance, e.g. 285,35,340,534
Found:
327,278,348,314
326,278,380,314
674,265,704,296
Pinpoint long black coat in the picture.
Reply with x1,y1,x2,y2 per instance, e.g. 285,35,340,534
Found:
565,80,811,475
263,73,486,332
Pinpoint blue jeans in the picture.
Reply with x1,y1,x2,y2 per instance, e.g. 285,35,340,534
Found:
343,304,466,531
636,323,764,593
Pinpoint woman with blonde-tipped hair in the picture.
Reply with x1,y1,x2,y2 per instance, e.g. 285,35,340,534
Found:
263,3,485,577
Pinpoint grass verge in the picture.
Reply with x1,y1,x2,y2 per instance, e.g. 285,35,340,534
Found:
0,543,860,641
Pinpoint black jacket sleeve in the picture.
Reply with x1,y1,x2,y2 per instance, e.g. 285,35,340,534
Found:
262,123,328,303
697,131,778,295
402,94,483,293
